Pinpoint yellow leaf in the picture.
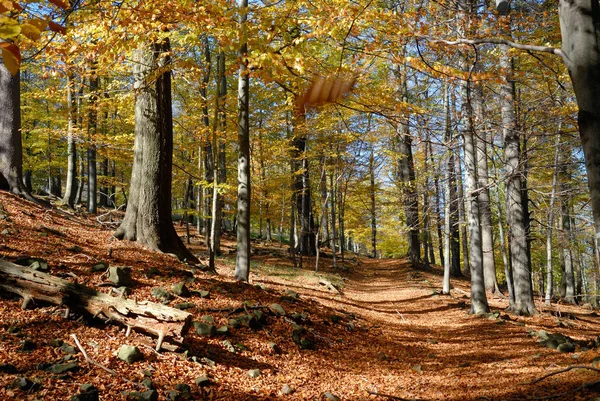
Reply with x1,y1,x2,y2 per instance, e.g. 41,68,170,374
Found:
0,42,21,75
0,16,21,39
20,22,43,41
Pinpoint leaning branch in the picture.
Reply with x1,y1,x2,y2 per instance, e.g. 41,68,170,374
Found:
418,36,563,58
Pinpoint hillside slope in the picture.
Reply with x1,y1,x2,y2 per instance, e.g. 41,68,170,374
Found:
0,192,599,400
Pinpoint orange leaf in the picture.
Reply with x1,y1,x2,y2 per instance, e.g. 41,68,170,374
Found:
48,21,66,35
48,0,70,10
0,42,21,75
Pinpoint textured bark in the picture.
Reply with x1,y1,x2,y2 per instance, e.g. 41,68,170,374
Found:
544,134,561,306
114,41,196,263
443,85,461,294
87,66,98,214
460,82,488,315
63,71,78,208
472,83,497,292
369,144,377,258
559,0,600,255
501,43,536,315
292,132,316,256
235,0,251,282
0,261,192,350
560,200,576,304
0,49,34,201
200,36,212,241
396,66,421,266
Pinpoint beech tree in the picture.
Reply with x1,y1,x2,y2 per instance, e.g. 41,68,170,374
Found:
114,40,197,262
0,54,33,201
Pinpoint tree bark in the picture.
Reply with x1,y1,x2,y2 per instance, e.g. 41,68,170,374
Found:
500,42,536,315
0,47,35,201
472,83,497,292
0,261,191,351
87,65,98,214
235,0,251,282
369,142,377,258
396,104,420,266
544,134,561,305
63,71,78,207
559,0,600,249
114,40,196,263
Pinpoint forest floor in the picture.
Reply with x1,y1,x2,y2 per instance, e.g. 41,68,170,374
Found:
1,191,600,401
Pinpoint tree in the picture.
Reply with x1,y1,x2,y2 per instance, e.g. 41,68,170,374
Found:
558,0,600,263
114,39,196,263
0,49,34,201
235,0,251,282
62,70,78,207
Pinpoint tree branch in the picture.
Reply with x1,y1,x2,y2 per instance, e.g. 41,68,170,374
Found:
418,36,563,58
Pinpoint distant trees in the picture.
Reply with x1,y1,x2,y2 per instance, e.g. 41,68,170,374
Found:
7,0,600,315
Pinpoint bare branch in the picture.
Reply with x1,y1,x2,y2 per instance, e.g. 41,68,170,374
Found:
418,36,563,58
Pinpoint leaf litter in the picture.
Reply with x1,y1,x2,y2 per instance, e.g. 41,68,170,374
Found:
0,192,598,400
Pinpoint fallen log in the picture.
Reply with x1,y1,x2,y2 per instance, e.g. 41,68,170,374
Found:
0,260,192,351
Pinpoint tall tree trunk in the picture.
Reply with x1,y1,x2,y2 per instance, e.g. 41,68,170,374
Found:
429,139,444,267
0,49,34,201
114,40,196,263
559,0,600,252
460,79,488,314
455,149,470,275
215,50,226,254
201,39,213,245
319,155,330,246
443,84,461,291
369,142,377,258
63,70,78,207
292,130,316,256
560,198,576,304
396,66,421,266
544,134,561,305
330,170,338,269
235,0,251,281
501,43,536,315
87,65,98,214
472,83,497,292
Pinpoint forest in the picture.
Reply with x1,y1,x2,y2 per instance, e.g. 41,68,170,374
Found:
1,0,600,400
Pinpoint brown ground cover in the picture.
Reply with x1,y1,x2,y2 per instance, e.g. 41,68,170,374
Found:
0,191,599,400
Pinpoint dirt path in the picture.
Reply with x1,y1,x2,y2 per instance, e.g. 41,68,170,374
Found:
255,256,600,400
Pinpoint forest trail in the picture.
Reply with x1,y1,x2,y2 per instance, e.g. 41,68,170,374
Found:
0,192,599,400
250,256,600,401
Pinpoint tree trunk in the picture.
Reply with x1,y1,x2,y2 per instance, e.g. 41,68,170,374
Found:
292,132,316,256
0,261,191,351
472,83,497,292
369,142,377,258
544,134,561,305
200,35,212,241
501,43,536,315
560,199,576,304
393,61,420,265
559,0,600,248
114,41,196,263
87,66,98,214
460,78,489,315
455,150,470,275
235,0,251,282
63,71,78,207
0,48,34,201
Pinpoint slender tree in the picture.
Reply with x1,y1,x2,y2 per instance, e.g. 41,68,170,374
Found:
235,0,251,282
